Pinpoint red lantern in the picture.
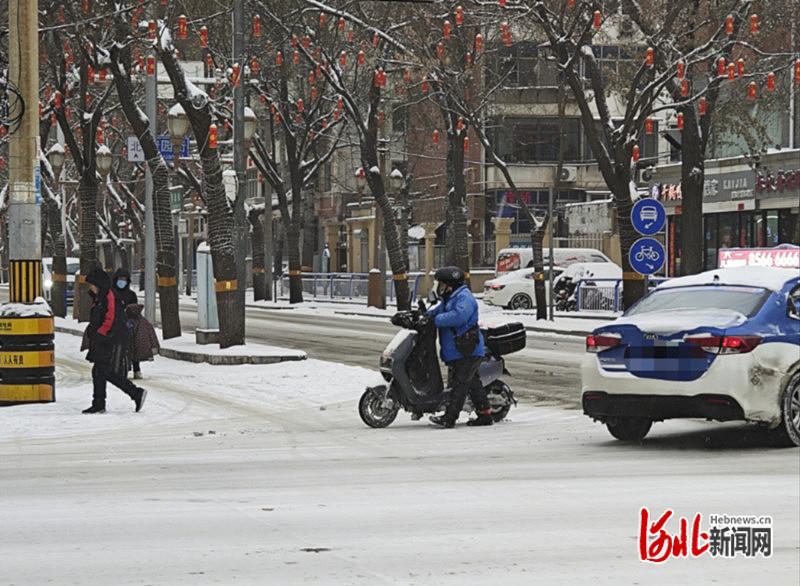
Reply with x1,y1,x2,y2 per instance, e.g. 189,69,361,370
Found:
725,14,734,35
437,42,445,60
455,5,464,25
747,81,757,100
766,71,776,92
676,112,684,130
87,65,95,83
146,55,155,76
698,97,707,116
421,78,429,93
291,34,298,48
302,35,311,49
310,86,318,101
728,62,736,80
475,33,484,53
96,129,104,145
443,20,452,40
206,53,214,69
252,15,262,37
308,70,316,85
99,67,107,82
749,14,759,34
339,51,347,68
499,0,506,7
321,118,328,129
293,50,300,65
148,20,157,41
251,57,260,75
632,144,640,163
59,6,65,23
795,59,800,85
373,32,379,48
677,60,685,79
593,10,602,30
200,26,208,48
297,98,304,113
645,47,654,67
432,129,440,145
463,136,470,151
177,15,187,39
208,124,218,149
338,17,346,32
681,78,689,97
737,58,745,77
357,50,365,65
231,63,240,86
319,12,327,27
717,56,726,76
403,68,412,84
645,118,654,135
337,96,344,112
348,29,354,44
466,51,473,66
276,51,283,66
567,0,576,7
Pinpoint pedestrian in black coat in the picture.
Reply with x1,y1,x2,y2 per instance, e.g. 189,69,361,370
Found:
83,267,147,414
113,267,159,379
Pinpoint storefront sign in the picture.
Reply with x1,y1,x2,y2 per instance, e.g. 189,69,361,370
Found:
755,169,800,198
718,247,800,269
653,170,754,207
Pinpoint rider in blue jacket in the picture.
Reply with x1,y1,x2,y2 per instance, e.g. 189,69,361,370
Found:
426,266,493,428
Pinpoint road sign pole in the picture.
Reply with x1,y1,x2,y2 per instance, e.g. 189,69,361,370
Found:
144,28,157,323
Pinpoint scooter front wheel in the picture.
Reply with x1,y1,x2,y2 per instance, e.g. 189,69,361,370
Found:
486,380,515,422
359,387,400,428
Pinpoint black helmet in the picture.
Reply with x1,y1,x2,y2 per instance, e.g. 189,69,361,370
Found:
434,266,466,288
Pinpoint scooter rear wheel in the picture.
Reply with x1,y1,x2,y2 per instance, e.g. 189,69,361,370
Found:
359,388,400,428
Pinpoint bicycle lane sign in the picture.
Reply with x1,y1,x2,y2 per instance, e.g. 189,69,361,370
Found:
629,237,665,275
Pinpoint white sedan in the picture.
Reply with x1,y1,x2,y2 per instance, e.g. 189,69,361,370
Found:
483,267,562,310
581,267,800,445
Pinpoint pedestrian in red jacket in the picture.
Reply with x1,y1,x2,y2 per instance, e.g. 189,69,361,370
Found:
82,267,147,414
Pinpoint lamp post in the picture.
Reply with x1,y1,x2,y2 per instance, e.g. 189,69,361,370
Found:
183,202,196,296
95,145,113,271
243,106,257,151
167,103,190,166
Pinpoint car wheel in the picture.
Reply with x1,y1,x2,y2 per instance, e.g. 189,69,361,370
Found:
606,417,652,441
508,293,533,310
774,371,800,447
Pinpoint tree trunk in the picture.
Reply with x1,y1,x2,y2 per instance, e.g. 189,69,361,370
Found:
531,218,548,319
274,222,285,279
249,207,266,301
77,170,98,321
301,188,316,272
616,190,647,309
444,126,469,273
678,107,704,276
47,199,67,317
110,47,181,339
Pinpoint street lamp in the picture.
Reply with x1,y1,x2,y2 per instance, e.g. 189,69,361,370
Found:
243,106,257,150
390,167,404,191
47,143,65,182
96,145,113,179
168,102,190,165
355,167,366,194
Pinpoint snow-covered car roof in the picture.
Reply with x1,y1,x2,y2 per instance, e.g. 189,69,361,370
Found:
657,267,799,292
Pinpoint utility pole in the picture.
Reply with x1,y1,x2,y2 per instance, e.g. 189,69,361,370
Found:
143,14,157,324
232,0,248,313
6,0,41,303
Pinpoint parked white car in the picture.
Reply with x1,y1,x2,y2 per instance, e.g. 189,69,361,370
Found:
495,247,612,276
581,266,800,445
483,267,564,310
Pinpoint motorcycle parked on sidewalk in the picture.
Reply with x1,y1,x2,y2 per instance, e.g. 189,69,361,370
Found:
358,300,525,428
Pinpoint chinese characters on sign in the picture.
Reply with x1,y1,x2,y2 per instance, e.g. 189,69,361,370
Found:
638,508,773,563
719,247,800,269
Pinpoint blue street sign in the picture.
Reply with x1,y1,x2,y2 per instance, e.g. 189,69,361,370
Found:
156,135,190,162
631,198,666,236
629,237,665,275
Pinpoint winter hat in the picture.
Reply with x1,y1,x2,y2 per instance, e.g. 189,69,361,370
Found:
86,266,111,291
113,267,131,286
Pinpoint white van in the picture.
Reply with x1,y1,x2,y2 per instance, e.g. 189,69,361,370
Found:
495,247,612,276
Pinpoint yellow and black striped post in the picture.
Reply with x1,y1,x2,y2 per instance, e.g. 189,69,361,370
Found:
0,302,55,405
9,259,43,303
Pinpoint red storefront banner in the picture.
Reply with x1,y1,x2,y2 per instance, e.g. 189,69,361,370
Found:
718,247,800,269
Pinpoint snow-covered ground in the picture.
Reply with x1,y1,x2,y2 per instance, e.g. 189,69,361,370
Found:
1,333,797,584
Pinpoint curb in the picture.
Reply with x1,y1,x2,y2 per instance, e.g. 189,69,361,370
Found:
55,326,307,366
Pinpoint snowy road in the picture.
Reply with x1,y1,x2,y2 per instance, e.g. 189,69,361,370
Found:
1,335,798,585
176,302,587,407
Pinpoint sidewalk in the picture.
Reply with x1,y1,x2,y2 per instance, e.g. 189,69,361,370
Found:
54,316,306,365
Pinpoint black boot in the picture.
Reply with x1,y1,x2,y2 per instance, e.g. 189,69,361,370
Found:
134,389,147,413
82,405,106,414
429,415,455,429
466,411,494,427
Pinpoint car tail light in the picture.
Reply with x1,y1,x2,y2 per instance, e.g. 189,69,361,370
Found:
586,333,621,353
490,284,505,290
684,334,762,355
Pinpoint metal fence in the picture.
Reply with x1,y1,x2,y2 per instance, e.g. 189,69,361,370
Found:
574,277,670,312
278,273,426,303
409,241,496,271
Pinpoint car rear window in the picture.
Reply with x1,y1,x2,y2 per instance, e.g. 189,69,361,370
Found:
627,286,770,317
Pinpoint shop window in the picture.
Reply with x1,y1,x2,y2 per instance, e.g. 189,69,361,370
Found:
778,209,799,245
491,117,583,163
704,214,718,270
766,211,779,246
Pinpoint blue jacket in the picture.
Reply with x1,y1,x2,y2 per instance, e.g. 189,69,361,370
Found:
427,284,485,363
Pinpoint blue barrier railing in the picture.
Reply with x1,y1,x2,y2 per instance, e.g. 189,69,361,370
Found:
278,272,426,303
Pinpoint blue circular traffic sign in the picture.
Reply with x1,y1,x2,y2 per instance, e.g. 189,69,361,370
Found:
629,237,665,275
631,198,666,236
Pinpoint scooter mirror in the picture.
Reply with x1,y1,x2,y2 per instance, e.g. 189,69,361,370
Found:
426,287,439,305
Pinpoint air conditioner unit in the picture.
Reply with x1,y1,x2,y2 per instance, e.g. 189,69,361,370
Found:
559,166,578,183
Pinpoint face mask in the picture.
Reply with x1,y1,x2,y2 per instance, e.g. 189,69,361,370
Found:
116,279,128,289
